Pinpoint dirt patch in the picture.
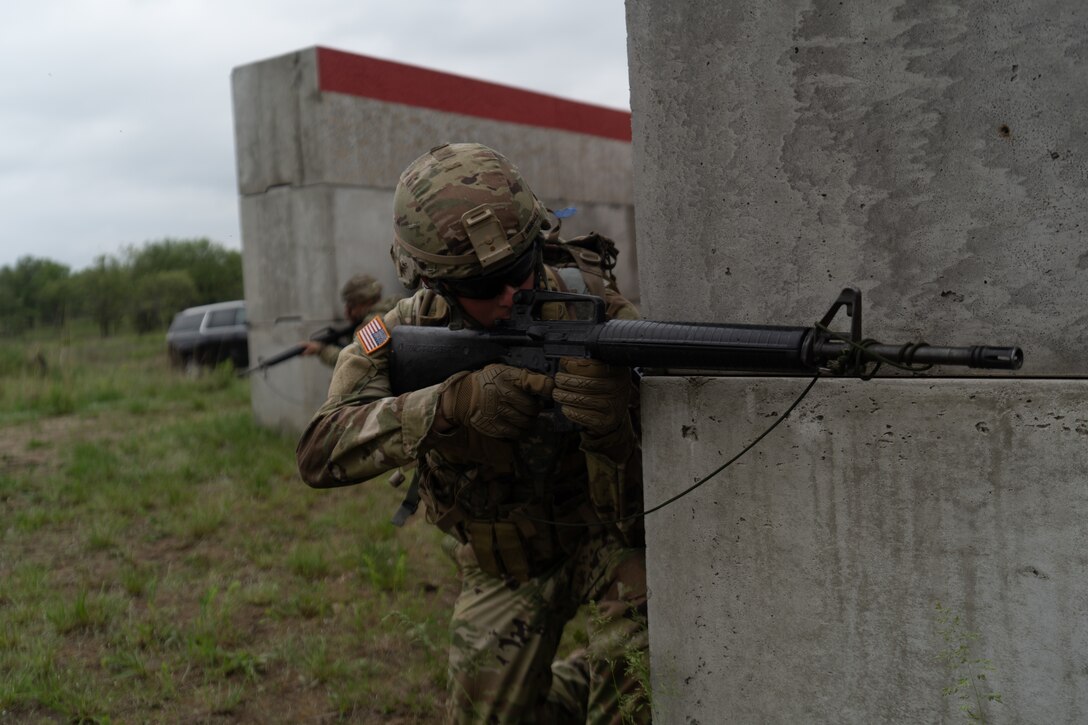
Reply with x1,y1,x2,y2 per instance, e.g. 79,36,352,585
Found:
0,413,149,477
0,416,84,475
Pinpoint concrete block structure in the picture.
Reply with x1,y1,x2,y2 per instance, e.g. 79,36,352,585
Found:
231,47,635,433
627,1,1087,722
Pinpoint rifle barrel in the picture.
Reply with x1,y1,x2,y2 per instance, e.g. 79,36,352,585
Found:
817,340,1024,370
240,343,307,376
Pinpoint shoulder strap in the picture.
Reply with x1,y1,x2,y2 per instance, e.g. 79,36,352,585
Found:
391,469,421,527
412,289,449,326
542,232,621,299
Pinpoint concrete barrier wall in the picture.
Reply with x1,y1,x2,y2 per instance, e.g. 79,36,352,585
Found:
626,1,1088,722
231,47,635,434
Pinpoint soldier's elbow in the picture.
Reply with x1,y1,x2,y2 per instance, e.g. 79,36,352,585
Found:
296,458,327,488
301,459,359,488
296,437,340,488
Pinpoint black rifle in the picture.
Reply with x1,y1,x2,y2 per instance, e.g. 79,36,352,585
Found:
240,321,355,377
389,288,1022,394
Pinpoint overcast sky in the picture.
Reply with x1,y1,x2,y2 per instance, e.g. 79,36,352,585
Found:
0,0,630,270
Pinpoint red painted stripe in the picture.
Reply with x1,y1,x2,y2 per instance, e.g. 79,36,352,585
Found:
316,47,631,143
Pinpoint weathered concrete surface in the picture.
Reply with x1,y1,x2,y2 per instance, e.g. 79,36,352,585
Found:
626,0,1088,722
627,1,1088,375
642,377,1088,723
233,52,634,204
232,47,637,433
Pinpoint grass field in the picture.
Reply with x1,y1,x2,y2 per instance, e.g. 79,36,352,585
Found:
0,327,458,723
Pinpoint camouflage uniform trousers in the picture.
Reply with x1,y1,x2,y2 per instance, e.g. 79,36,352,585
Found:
446,528,650,724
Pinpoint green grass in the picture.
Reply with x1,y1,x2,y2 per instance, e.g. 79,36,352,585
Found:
0,327,456,722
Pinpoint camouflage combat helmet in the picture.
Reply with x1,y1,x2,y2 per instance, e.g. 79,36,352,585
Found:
340,274,382,306
391,143,549,286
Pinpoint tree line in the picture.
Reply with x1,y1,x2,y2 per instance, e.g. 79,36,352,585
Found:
0,238,243,337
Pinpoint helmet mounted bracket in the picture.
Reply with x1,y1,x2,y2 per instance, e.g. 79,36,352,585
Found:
461,205,514,268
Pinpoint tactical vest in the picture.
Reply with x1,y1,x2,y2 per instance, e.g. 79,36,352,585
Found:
399,234,635,581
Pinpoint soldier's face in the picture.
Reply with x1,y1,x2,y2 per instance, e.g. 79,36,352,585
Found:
456,272,534,329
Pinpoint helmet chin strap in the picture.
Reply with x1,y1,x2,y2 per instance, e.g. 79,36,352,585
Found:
445,296,475,331
422,278,475,331
531,241,546,290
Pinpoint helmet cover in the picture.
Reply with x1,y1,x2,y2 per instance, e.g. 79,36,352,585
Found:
392,143,548,282
340,274,382,305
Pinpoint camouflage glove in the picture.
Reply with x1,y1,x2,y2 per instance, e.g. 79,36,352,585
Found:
438,364,554,439
552,357,632,437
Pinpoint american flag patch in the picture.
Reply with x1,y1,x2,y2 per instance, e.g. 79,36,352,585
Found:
356,316,391,354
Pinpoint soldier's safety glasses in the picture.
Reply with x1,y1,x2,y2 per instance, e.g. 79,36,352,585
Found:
439,246,538,299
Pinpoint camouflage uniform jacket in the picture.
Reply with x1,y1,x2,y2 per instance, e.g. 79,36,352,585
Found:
316,297,400,368
297,271,644,580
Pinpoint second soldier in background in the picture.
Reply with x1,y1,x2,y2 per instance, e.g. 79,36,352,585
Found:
300,274,396,367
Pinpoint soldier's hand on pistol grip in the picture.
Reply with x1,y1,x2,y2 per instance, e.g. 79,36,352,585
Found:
552,357,632,437
438,364,555,439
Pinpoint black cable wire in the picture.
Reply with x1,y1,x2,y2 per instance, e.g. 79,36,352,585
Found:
524,374,821,528
633,374,820,521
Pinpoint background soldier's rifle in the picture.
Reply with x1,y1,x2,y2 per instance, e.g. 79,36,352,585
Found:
240,321,356,377
388,288,1023,393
